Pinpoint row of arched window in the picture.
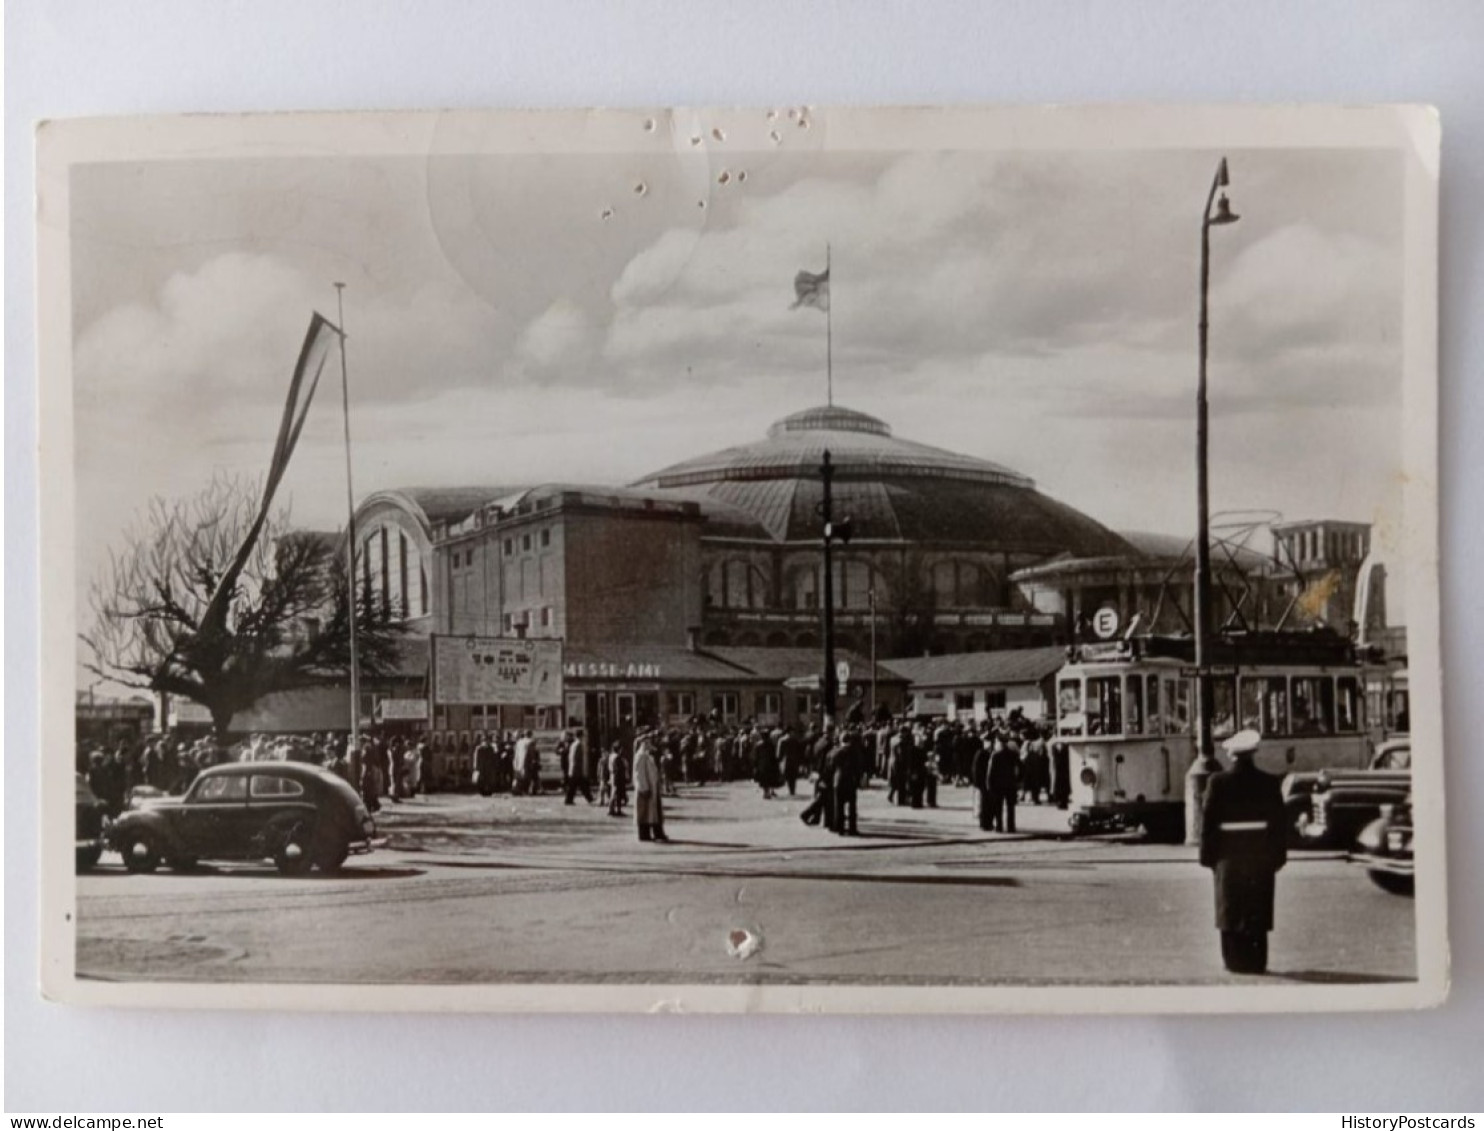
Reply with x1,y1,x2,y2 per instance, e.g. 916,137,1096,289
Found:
703,557,1002,612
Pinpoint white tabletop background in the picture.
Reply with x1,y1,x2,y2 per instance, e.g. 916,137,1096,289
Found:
6,0,1483,1112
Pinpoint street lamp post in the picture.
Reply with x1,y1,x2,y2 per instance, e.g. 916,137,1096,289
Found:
1185,158,1240,845
818,450,853,728
821,450,838,726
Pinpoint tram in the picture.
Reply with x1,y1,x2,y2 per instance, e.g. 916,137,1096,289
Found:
1055,630,1386,840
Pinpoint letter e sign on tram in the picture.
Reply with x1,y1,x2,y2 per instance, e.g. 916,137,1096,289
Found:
1093,607,1121,640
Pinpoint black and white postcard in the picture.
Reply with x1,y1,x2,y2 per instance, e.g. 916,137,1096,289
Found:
37,105,1445,1012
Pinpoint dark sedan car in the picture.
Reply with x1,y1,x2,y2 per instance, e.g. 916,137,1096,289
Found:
109,762,380,875
1351,796,1414,896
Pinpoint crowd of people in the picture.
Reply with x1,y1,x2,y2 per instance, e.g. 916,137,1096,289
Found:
78,708,1072,845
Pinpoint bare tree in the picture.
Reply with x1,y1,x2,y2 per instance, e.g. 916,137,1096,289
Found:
82,475,405,735
874,549,938,658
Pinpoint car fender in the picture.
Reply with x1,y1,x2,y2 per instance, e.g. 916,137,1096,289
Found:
109,810,185,856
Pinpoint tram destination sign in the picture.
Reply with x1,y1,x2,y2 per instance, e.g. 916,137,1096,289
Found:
431,635,565,707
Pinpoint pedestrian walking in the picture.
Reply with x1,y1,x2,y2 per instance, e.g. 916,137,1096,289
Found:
1050,733,1072,809
779,727,803,797
1022,731,1050,804
972,732,993,830
607,745,630,817
564,729,594,805
359,740,383,814
753,728,781,799
474,732,498,797
633,733,668,842
1199,729,1288,974
831,728,863,836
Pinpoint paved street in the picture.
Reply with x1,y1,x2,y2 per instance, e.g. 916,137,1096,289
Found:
75,781,1417,986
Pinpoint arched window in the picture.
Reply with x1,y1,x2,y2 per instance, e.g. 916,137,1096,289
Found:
708,559,769,609
930,559,995,608
790,565,819,610
830,559,875,609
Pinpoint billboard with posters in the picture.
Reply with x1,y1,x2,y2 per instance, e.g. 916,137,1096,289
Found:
431,635,564,706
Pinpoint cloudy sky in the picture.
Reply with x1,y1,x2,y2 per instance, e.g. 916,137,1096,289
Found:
71,130,1404,626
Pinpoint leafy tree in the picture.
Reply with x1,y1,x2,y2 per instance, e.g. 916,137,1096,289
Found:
82,475,405,736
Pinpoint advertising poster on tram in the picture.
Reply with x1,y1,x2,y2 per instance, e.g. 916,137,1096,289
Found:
431,635,564,707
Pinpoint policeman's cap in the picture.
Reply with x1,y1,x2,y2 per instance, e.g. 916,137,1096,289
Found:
1222,728,1262,757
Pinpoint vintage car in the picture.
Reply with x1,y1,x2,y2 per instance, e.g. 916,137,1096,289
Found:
75,773,110,872
1284,739,1411,848
108,762,380,875
1351,795,1414,896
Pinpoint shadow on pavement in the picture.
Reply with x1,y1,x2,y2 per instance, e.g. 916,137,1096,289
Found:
1270,969,1417,985
86,862,426,881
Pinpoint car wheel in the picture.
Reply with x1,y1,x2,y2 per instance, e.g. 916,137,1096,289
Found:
274,827,314,876
120,832,160,874
1369,870,1414,897
75,845,103,873
315,837,351,874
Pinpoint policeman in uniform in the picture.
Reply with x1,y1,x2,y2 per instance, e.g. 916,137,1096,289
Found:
1199,728,1288,974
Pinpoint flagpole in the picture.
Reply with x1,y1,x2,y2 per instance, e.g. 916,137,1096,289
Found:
335,282,361,753
825,242,833,407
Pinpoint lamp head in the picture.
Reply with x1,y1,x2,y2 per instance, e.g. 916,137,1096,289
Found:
1210,193,1239,226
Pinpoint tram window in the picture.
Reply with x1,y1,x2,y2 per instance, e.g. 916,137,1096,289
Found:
1126,676,1145,735
1291,676,1335,735
1146,675,1161,735
1211,676,1237,740
1169,679,1191,733
1057,679,1084,736
1239,677,1289,736
1391,691,1410,733
1086,676,1123,736
1336,676,1361,732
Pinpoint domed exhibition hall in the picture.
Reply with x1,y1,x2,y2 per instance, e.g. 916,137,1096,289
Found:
244,402,1373,752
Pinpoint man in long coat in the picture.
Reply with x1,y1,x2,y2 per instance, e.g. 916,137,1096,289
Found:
474,732,498,797
563,728,594,805
1200,728,1287,974
987,735,1021,833
778,727,803,797
633,733,669,842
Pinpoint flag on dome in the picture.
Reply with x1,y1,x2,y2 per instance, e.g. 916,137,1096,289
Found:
791,267,830,312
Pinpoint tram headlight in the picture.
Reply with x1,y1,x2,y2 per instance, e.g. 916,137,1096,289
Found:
1079,766,1098,787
